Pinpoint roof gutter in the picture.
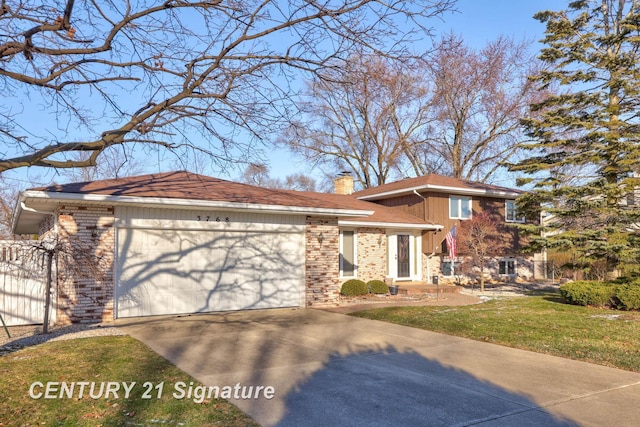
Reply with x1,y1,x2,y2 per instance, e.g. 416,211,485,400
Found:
338,219,442,231
18,190,374,218
358,184,521,201
11,193,56,234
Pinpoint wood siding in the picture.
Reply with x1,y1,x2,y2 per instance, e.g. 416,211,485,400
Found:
368,191,530,255
375,194,425,219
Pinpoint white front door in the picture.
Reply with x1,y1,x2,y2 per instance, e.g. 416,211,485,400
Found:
387,232,422,281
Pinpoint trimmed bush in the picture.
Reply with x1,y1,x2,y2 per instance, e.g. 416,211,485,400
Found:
367,280,389,294
340,279,368,296
616,285,640,310
560,281,617,308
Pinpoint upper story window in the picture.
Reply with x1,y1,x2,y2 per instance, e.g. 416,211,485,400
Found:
505,200,525,223
449,196,472,220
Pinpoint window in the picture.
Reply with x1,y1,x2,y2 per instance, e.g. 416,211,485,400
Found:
505,200,525,223
499,259,516,276
450,196,472,219
340,230,356,277
441,260,461,276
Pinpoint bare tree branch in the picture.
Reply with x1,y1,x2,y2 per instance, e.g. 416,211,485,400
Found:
0,0,454,174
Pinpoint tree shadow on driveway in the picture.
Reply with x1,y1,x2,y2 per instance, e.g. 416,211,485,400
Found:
274,346,578,427
119,309,619,427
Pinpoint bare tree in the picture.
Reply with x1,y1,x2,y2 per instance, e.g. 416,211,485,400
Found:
282,33,542,187
0,0,454,174
239,163,316,191
410,34,541,182
281,53,433,189
0,179,15,239
458,212,504,292
58,145,145,183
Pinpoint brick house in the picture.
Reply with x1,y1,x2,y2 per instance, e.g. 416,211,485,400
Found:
350,174,544,284
11,171,538,324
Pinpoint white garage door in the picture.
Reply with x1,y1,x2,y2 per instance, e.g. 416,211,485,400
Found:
115,227,304,318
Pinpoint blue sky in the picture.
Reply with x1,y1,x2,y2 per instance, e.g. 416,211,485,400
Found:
267,0,568,188
3,0,568,191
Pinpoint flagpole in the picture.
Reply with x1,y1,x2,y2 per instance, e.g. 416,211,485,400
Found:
452,255,455,277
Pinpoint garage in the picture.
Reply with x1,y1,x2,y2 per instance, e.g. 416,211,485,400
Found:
114,210,306,318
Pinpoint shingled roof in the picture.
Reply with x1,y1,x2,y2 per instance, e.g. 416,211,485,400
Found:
353,174,522,200
15,171,438,234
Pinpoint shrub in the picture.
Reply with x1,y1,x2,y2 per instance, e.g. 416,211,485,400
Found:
340,279,368,296
616,285,640,310
367,280,389,294
559,281,617,308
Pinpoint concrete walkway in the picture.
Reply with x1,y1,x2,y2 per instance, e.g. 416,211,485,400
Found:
117,309,640,427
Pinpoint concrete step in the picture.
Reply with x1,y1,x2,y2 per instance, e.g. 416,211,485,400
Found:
395,284,461,295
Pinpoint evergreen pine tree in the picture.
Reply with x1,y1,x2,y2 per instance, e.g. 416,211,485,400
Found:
511,0,640,275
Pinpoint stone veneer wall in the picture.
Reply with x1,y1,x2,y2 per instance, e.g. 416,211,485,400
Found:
305,217,340,307
356,227,387,282
422,253,442,284
426,254,537,285
53,205,115,324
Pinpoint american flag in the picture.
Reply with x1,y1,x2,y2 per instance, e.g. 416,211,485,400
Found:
445,225,457,259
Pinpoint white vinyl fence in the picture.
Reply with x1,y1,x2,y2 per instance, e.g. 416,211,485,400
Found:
0,240,53,326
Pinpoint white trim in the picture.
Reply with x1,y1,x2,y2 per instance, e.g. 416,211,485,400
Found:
387,231,422,281
13,190,374,234
499,258,517,276
115,218,304,233
449,195,472,220
505,200,525,223
441,258,461,277
357,184,521,201
19,190,373,217
339,219,441,230
339,229,358,278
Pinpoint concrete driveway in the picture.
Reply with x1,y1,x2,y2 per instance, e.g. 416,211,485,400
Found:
117,308,640,427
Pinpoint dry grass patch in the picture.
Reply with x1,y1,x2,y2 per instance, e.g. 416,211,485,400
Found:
352,291,640,372
0,336,258,426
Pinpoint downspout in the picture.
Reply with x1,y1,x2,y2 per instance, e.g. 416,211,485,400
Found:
413,190,433,283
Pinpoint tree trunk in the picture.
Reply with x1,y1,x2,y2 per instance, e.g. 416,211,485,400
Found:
42,251,54,334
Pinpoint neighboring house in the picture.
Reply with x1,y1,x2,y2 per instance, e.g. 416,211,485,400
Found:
350,174,544,283
10,171,541,324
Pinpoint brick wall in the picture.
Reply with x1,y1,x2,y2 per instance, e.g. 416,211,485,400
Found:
53,205,115,324
356,227,387,282
305,217,340,307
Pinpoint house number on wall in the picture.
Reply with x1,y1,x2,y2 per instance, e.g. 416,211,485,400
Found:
196,215,231,222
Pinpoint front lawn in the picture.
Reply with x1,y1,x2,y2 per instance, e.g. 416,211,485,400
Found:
0,336,258,426
352,291,640,372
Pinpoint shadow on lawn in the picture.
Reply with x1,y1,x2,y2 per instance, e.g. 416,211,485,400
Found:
540,292,570,304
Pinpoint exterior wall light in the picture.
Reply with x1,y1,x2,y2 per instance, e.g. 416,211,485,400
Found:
318,232,324,244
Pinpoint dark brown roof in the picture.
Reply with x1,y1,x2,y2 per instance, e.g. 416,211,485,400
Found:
36,171,350,210
296,191,436,226
33,171,435,227
353,174,522,199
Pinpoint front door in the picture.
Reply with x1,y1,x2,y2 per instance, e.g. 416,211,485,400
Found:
397,234,410,278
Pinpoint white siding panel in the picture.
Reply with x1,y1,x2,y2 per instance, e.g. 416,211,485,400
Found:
116,206,305,226
114,208,306,318
0,242,52,325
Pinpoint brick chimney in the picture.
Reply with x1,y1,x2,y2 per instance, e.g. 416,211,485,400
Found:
334,172,354,195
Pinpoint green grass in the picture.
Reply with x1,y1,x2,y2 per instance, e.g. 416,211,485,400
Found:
352,291,640,372
0,336,258,426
